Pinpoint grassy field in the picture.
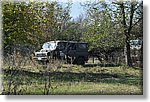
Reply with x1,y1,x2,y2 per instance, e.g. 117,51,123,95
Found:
1,63,143,95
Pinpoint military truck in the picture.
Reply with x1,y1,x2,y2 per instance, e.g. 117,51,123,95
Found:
33,41,89,65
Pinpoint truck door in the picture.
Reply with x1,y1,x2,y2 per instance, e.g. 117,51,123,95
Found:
67,43,76,57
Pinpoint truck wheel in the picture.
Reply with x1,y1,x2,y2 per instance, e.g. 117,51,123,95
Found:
38,60,42,64
76,57,85,65
38,60,47,65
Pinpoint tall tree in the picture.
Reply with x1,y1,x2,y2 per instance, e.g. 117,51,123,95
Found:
114,0,143,67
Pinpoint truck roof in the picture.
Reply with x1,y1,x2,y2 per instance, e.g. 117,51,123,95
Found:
47,40,87,44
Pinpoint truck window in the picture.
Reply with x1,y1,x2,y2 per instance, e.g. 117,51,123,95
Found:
57,42,67,50
68,43,76,50
78,43,87,49
42,42,57,50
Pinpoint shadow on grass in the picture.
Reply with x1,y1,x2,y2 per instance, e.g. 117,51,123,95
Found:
83,63,121,67
3,68,142,86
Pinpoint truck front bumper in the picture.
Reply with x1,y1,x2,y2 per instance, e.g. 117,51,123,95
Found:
33,57,48,61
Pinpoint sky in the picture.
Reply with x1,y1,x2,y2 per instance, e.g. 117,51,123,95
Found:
60,0,143,19
60,0,89,20
32,0,87,19
62,0,113,20
5,0,143,20
13,0,113,19
70,2,84,19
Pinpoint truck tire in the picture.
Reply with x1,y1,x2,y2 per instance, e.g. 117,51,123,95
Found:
76,57,85,65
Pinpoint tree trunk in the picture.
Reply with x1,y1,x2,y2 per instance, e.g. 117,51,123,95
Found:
140,41,143,68
125,36,132,67
120,2,133,67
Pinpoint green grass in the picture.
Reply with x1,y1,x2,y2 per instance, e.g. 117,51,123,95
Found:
51,82,141,95
1,64,143,95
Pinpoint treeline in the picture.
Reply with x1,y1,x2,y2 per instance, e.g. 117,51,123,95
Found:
2,0,143,66
2,1,74,54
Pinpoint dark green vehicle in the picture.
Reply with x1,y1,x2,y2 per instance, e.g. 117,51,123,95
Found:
34,41,89,65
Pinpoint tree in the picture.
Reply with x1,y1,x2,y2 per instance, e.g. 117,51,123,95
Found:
2,1,49,54
81,1,124,50
114,0,143,67
2,1,72,55
54,2,72,40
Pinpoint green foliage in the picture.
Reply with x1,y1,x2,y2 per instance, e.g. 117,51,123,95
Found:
81,1,125,50
2,0,142,54
3,1,43,53
1,0,143,95
80,1,143,50
2,1,72,54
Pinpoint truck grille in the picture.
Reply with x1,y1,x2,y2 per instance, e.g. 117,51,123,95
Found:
36,54,46,57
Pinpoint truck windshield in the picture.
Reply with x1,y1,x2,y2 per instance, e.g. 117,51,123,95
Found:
42,42,57,50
